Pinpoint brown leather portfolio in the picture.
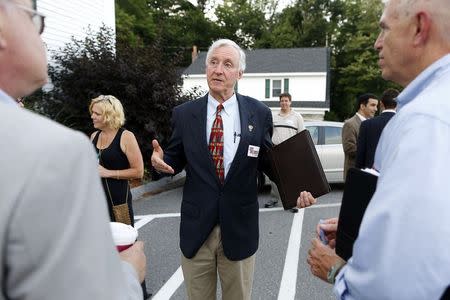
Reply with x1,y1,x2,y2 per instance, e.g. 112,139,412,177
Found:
268,130,331,210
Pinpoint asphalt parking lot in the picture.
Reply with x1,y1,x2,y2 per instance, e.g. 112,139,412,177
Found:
132,184,343,300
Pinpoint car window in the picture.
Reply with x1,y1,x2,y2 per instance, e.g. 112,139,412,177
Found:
324,126,342,145
306,126,319,145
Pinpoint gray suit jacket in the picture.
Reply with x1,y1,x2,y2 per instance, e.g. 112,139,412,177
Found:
342,114,362,179
0,101,141,299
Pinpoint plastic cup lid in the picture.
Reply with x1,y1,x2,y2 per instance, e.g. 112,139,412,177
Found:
110,222,138,246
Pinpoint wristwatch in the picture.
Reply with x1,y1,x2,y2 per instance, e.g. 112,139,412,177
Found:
327,260,346,284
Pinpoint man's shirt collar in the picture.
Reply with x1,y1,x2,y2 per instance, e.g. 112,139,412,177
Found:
208,93,237,117
356,112,366,121
396,54,450,111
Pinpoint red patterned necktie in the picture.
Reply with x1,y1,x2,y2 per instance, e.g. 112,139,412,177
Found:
209,104,224,183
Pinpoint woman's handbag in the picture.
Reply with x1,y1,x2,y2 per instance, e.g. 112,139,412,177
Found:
105,178,132,225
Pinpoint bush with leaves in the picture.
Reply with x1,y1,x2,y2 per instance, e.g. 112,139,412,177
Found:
28,26,198,173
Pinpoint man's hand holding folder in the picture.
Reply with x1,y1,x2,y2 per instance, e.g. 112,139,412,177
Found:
297,191,317,208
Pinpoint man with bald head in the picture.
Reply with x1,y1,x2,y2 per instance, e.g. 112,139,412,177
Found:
0,1,146,299
307,0,450,298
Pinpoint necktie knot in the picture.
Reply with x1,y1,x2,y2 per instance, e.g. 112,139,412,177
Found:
216,104,223,114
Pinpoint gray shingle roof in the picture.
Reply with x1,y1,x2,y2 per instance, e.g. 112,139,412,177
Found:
183,47,329,75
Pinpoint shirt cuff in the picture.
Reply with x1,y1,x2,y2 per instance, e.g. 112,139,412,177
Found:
333,264,349,299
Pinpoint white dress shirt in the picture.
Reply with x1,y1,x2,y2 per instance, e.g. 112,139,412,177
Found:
207,93,241,178
334,54,450,299
355,112,366,122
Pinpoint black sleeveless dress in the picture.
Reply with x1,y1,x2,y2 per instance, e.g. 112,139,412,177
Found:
93,128,134,226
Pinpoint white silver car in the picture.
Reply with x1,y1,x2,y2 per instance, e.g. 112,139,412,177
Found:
304,121,345,183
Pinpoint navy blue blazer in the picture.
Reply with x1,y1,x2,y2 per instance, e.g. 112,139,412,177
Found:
163,93,273,261
356,111,395,169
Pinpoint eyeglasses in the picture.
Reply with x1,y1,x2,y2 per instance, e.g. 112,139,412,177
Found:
13,3,46,35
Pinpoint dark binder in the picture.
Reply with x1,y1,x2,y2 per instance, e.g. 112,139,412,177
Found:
336,168,378,261
268,130,331,210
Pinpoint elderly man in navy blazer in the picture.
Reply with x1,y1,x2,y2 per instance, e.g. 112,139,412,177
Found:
356,88,399,169
151,39,316,299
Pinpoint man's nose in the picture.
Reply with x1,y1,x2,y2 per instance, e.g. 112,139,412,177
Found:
374,33,382,50
214,63,224,73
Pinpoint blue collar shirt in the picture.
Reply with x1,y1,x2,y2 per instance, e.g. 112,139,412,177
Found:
334,54,450,299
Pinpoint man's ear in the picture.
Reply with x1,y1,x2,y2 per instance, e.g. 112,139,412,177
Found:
237,70,243,80
413,11,431,46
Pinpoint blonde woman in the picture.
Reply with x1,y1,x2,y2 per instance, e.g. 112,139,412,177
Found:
89,95,144,226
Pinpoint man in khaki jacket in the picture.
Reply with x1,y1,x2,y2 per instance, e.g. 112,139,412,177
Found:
342,94,378,179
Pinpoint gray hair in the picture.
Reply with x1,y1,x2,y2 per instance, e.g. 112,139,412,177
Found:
392,0,450,42
205,39,246,72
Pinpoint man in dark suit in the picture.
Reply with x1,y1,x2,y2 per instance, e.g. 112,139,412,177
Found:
151,39,315,299
356,88,399,169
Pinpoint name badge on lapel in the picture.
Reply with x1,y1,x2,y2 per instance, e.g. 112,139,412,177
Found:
248,145,260,158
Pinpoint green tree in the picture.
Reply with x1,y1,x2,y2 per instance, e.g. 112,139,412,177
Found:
256,0,334,48
116,0,156,46
215,0,267,48
156,2,222,64
330,0,395,120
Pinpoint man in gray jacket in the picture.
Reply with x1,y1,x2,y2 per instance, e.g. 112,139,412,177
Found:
341,93,378,179
0,0,146,299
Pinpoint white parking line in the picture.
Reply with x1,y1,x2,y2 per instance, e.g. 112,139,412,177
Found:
135,203,340,221
310,203,341,209
151,266,184,300
134,213,181,219
278,209,305,300
135,216,155,230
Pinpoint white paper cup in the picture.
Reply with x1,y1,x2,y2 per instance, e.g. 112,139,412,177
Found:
110,222,138,252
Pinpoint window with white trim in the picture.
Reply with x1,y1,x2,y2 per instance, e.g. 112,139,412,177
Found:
265,78,290,99
272,80,281,97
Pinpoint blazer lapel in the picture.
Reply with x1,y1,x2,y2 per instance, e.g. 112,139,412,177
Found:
225,94,255,183
190,95,219,181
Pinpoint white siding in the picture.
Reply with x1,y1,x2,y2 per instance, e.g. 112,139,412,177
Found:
182,72,328,120
285,76,327,102
182,73,327,103
38,0,115,53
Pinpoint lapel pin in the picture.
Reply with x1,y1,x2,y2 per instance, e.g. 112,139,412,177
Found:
248,125,254,132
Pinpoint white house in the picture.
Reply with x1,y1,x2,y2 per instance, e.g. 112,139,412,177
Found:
36,0,115,53
182,48,331,120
